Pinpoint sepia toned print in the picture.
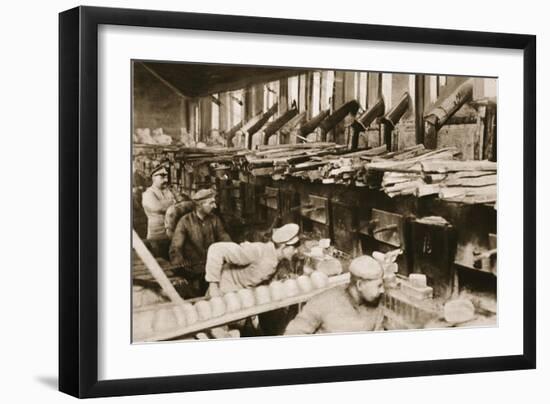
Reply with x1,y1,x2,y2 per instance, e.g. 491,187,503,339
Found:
131,60,497,343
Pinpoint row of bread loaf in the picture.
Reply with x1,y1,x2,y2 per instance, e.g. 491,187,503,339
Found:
133,270,330,337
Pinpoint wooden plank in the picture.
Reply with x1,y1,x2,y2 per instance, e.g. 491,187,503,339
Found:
259,142,337,150
367,147,457,172
383,179,423,193
438,170,495,181
387,188,416,198
416,184,440,197
443,174,496,187
382,172,422,186
439,185,496,200
132,230,184,304
421,160,497,173
440,171,497,187
135,274,351,341
250,167,276,177
444,194,497,205
392,148,430,161
383,144,425,159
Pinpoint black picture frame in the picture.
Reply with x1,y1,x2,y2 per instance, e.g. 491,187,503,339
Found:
59,5,536,398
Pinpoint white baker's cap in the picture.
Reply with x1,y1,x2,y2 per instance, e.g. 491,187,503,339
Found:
272,223,300,245
349,255,383,280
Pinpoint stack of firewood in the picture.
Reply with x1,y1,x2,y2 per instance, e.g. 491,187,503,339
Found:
188,142,497,206
419,160,497,204
239,142,347,179
377,153,496,204
370,147,460,196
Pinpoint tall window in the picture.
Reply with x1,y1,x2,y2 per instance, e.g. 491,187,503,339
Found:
321,70,334,111
408,75,415,114
263,80,279,114
288,76,299,109
429,75,438,103
230,89,243,127
194,105,199,137
211,93,219,130
382,73,393,108
298,74,307,113
357,72,368,110
311,72,321,117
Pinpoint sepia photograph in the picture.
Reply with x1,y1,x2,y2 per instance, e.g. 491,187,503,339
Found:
131,60,497,343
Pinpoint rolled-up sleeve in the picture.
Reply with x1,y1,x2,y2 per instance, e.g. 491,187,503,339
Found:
204,242,254,283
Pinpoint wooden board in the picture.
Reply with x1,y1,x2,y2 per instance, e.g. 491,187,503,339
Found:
443,174,496,188
132,230,184,304
421,160,496,173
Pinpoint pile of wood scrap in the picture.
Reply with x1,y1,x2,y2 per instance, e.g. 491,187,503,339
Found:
420,161,497,204
307,146,389,184
252,145,387,184
296,145,460,187
371,147,460,196
239,143,347,178
186,142,497,206
378,152,497,205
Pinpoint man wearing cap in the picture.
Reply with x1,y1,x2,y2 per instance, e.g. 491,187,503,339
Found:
141,165,176,257
169,188,231,296
205,223,300,297
284,255,385,335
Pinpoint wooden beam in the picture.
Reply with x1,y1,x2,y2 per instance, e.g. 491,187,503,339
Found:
132,230,184,304
140,62,186,99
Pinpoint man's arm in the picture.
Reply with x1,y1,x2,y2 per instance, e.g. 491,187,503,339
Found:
284,299,323,335
213,215,232,242
142,190,173,214
169,218,187,266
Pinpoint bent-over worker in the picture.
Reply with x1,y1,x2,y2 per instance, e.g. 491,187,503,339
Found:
284,255,385,335
205,223,300,297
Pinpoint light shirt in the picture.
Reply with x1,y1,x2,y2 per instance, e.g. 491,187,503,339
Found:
141,186,175,239
204,241,279,293
284,286,384,335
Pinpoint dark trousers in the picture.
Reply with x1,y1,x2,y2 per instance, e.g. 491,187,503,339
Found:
173,267,208,298
144,238,170,260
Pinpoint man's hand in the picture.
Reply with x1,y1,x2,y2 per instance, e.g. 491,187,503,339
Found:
170,256,186,268
208,282,222,298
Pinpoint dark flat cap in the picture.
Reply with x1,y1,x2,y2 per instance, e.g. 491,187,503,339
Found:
192,188,216,202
